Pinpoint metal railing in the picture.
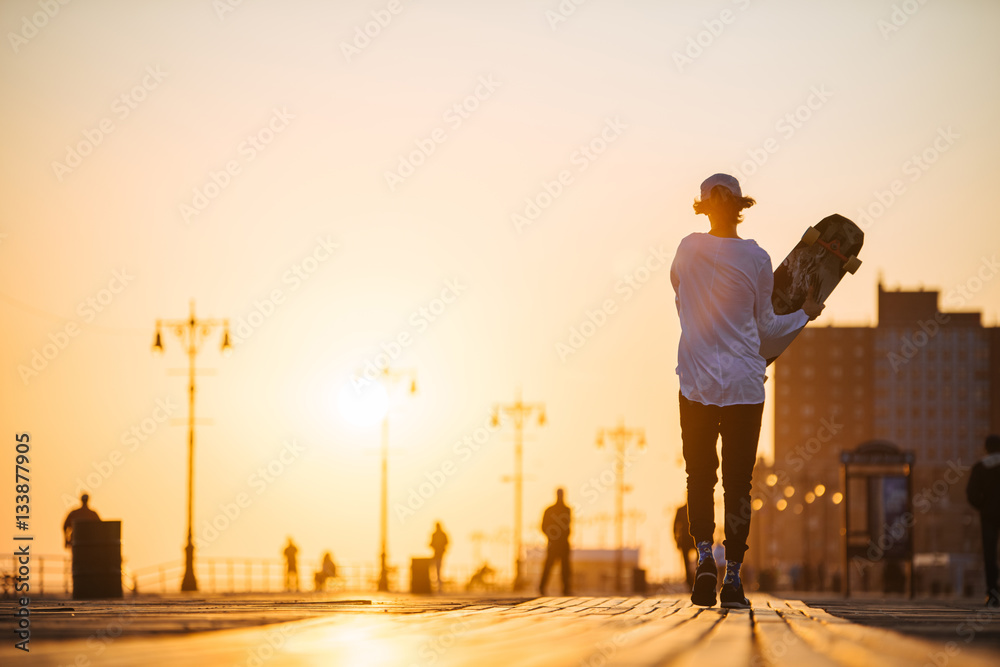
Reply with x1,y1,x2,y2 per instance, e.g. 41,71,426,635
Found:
1,553,71,598
130,558,387,594
2,552,510,597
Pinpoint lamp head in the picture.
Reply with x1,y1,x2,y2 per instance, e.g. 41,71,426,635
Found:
152,326,164,355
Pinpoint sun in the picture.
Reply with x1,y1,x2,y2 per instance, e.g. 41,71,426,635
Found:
337,379,389,429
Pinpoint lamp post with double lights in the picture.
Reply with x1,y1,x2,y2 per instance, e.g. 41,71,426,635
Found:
152,300,231,592
492,389,546,591
596,417,646,594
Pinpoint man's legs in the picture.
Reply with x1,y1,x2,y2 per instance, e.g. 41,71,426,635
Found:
718,401,764,564
982,520,999,601
679,392,721,545
560,547,571,595
540,547,556,594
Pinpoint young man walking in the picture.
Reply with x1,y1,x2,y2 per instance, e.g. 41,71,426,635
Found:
671,174,823,608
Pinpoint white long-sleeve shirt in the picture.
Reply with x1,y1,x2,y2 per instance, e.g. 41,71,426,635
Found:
670,232,808,406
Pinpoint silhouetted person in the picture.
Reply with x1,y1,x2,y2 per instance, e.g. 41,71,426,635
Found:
314,551,338,592
430,522,449,592
63,494,100,548
967,434,1000,607
283,537,300,592
540,488,572,596
467,562,496,592
673,504,695,588
672,174,823,609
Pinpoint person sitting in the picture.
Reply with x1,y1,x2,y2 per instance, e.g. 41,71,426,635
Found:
466,562,496,592
314,551,338,592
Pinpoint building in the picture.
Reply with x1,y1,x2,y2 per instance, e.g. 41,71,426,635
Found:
753,282,999,595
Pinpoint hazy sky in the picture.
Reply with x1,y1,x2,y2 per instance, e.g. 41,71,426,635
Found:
3,0,999,583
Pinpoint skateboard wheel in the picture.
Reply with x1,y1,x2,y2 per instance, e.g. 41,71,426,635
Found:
802,226,821,245
844,255,862,274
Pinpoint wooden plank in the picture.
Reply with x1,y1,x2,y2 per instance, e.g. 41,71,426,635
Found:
670,608,754,667
753,605,842,667
780,599,1000,667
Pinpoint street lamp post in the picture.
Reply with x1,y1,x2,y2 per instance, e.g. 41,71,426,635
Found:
492,389,545,592
595,417,646,594
152,300,231,592
373,366,416,593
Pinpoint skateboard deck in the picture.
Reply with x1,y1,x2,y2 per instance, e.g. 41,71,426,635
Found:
760,214,864,365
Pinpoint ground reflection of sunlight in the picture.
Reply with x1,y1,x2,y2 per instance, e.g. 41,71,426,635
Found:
281,618,418,666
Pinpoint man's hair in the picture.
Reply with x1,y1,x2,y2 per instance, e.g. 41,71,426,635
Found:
986,434,1000,454
693,185,756,222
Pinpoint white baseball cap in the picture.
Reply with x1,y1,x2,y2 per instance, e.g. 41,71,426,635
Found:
700,173,742,200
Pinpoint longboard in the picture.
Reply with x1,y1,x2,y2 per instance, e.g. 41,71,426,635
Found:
760,214,864,365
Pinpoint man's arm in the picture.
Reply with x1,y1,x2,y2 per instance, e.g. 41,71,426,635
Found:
754,260,811,340
670,255,681,315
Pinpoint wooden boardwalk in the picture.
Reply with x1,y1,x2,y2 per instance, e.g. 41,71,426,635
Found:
3,594,1000,666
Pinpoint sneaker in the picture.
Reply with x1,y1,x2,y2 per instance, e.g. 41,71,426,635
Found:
720,581,750,609
691,557,718,606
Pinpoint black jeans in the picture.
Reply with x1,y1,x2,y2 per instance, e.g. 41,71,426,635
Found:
540,542,571,595
679,392,763,563
983,519,999,598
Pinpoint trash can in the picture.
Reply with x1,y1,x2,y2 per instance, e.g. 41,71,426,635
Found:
632,567,647,595
410,557,433,594
72,520,123,599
